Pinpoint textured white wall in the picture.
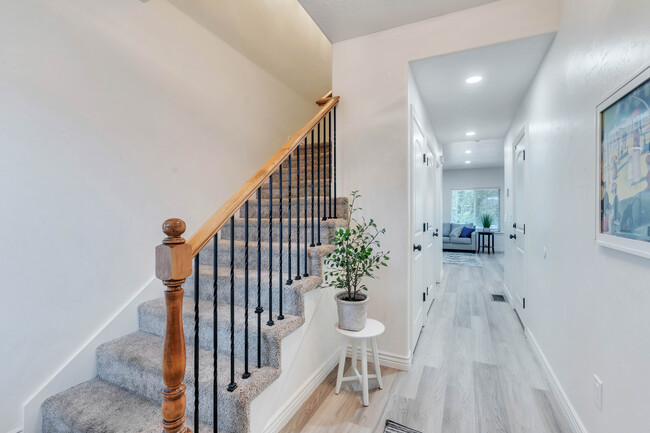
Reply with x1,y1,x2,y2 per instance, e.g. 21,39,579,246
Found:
0,1,329,431
503,0,650,431
443,167,505,251
333,0,560,362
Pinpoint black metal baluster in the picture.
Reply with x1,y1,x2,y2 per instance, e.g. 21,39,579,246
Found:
328,110,333,219
310,128,315,248
295,143,302,281
304,133,309,277
212,235,218,429
334,106,337,219
286,154,293,287
278,163,285,321
227,216,237,392
317,119,322,246
243,202,250,379
194,253,200,432
268,174,274,327
256,188,263,368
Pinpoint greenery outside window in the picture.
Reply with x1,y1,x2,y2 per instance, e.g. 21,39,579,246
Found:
451,189,500,230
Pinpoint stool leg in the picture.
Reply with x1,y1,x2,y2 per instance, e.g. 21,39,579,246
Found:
371,337,383,390
361,338,369,406
335,337,347,395
350,339,358,373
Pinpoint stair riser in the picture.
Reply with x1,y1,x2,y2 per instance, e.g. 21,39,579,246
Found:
221,220,339,243
184,273,306,316
244,198,348,219
96,350,247,432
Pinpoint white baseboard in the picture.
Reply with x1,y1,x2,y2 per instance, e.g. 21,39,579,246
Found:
502,281,514,305
262,350,341,433
526,329,588,433
6,427,23,433
346,347,411,371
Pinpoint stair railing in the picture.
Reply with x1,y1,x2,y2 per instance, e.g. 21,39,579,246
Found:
155,92,339,432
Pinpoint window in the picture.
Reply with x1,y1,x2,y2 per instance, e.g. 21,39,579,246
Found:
451,189,500,229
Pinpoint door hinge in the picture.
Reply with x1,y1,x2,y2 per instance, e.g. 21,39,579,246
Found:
423,222,426,232
423,292,426,302
423,153,426,163
523,224,526,234
513,222,517,229
523,297,526,309
523,150,526,161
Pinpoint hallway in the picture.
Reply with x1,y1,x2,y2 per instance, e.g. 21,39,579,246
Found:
282,254,572,433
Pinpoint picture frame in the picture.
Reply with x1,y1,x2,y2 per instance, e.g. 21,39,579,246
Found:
595,65,650,259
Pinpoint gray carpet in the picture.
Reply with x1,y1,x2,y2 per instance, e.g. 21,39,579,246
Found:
443,251,483,267
42,149,348,433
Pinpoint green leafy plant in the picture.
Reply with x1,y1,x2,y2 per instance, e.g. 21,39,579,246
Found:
324,191,390,301
480,213,494,229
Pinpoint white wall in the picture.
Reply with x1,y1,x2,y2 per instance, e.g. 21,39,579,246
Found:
0,1,330,431
443,167,505,252
503,0,650,431
332,0,560,362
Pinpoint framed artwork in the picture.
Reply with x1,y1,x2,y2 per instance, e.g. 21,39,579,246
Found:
596,65,650,259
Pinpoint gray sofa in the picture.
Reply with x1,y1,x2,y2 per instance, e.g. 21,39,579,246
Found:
442,223,478,252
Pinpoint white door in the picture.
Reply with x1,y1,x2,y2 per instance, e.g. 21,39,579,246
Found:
423,144,436,319
411,114,426,351
512,133,527,319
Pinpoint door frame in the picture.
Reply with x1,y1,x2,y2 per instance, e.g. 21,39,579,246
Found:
511,124,527,321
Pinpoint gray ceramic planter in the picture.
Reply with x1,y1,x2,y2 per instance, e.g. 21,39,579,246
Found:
335,291,368,331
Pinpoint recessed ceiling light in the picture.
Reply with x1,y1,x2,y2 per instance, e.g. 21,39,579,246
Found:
465,150,472,154
466,131,476,136
465,160,471,164
465,76,482,84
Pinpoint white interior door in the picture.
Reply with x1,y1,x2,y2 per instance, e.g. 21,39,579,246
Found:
512,134,527,319
411,114,426,351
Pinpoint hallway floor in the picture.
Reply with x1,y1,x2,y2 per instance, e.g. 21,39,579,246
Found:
281,253,572,433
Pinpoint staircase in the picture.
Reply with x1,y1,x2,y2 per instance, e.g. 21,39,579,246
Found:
41,95,343,433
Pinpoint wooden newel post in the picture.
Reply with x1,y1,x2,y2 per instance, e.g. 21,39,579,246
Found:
156,218,193,433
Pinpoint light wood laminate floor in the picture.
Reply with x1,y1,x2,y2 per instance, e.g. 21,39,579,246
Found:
281,253,572,433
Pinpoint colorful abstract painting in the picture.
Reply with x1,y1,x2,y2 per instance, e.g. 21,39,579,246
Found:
599,72,650,253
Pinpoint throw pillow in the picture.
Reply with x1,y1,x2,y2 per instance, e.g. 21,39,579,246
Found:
450,226,463,237
460,226,475,238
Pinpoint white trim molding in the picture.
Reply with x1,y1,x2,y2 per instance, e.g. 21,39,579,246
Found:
526,329,588,433
346,347,412,371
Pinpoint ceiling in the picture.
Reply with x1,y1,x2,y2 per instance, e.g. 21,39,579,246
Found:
410,33,555,169
443,139,504,170
298,0,496,43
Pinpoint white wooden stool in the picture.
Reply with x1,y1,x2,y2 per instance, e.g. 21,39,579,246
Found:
334,318,385,406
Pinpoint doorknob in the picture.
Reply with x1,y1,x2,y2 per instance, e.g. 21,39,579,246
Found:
413,244,422,251
433,229,439,237
509,234,517,239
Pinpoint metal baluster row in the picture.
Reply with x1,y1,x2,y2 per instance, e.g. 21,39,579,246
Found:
187,108,337,431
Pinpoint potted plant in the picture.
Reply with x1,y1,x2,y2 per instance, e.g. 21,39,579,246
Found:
480,213,494,232
324,191,390,331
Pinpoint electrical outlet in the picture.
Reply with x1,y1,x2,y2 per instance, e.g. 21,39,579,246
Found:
594,375,603,411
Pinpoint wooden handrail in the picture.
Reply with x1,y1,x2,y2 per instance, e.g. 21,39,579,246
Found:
187,95,339,257
315,90,333,106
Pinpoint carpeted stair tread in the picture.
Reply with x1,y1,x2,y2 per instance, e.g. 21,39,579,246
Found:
96,332,279,431
138,297,304,367
41,378,216,433
184,265,322,316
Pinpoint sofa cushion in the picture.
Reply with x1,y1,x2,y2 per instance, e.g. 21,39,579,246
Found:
460,227,475,238
450,226,463,237
442,223,451,236
443,236,450,243
451,236,472,245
